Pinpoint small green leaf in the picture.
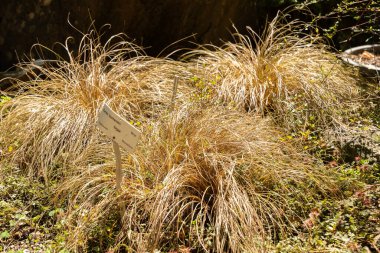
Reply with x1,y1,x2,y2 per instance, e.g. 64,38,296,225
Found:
0,230,10,239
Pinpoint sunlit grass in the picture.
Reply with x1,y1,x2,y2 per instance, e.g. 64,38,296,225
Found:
0,13,366,252
0,31,193,181
56,104,340,252
186,14,360,131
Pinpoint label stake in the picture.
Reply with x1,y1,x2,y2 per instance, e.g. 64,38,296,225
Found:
112,140,122,190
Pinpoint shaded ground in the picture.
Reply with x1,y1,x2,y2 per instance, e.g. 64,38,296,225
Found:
0,168,68,252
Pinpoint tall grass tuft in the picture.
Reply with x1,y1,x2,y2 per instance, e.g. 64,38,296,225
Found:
57,104,340,252
186,14,360,131
0,31,193,180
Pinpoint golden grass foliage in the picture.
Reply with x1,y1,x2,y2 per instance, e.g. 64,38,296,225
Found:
0,31,193,180
57,105,339,252
186,15,359,129
0,14,362,252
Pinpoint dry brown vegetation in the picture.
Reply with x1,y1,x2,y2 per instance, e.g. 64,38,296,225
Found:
186,16,360,131
0,14,367,252
56,104,340,252
0,32,194,181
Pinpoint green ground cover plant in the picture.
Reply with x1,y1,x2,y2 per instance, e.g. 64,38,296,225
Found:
0,167,69,252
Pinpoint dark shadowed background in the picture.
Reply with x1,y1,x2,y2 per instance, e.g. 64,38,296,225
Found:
0,0,280,71
1,1,378,71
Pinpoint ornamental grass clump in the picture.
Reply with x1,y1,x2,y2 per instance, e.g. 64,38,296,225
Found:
57,104,340,252
187,14,360,131
0,31,193,180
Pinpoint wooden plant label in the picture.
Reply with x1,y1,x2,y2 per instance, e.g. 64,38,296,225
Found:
97,103,141,190
97,104,141,153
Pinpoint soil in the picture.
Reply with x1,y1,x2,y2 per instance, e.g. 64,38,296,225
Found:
346,50,380,67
